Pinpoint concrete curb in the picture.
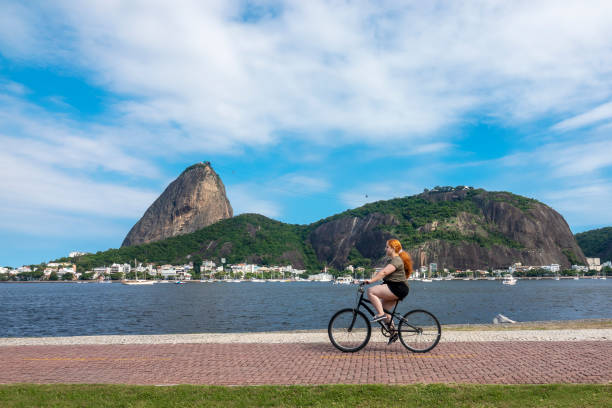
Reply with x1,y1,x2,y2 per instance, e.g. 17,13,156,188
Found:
2,329,612,346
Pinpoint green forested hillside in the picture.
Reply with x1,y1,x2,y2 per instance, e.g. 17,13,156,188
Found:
316,188,527,249
59,188,545,271
575,227,612,261
59,214,319,271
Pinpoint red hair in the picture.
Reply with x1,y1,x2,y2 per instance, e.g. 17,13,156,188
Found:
387,238,413,278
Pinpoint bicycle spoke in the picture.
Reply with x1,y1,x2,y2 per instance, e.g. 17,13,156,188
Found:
328,309,371,352
398,310,441,353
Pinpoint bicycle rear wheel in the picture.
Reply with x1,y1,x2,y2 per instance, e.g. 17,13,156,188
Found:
398,309,441,353
328,308,371,352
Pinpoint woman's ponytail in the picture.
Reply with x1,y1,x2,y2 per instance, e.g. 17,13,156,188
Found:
387,238,413,278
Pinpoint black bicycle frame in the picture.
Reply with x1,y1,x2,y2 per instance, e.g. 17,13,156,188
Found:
349,285,419,333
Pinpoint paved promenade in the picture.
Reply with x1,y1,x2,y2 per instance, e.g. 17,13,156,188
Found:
1,330,611,385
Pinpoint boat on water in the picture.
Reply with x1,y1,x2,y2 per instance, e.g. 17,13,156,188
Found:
175,281,185,285
421,278,433,283
334,276,354,285
502,274,517,285
121,280,155,285
121,267,156,285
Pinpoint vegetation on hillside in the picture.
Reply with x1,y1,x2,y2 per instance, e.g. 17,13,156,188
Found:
58,188,541,270
58,214,320,271
575,227,612,259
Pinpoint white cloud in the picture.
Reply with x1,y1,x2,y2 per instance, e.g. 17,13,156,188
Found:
0,153,158,218
0,94,162,177
278,173,331,194
552,101,612,131
340,180,421,208
225,171,331,217
541,182,612,229
497,135,612,178
459,132,612,230
0,204,126,237
2,0,611,151
226,184,281,218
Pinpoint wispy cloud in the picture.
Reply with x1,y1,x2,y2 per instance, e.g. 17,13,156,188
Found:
226,184,281,218
340,180,421,208
0,94,161,177
278,173,331,194
0,153,158,219
552,101,612,131
541,181,612,229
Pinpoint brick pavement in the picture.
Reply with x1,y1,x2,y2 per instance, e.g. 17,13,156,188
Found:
1,341,610,385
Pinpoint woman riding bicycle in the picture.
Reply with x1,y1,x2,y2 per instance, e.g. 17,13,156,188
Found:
365,239,413,341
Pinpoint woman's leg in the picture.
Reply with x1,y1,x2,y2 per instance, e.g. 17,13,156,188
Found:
367,284,398,318
382,298,398,325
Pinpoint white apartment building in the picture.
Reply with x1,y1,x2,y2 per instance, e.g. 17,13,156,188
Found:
308,273,333,281
586,258,602,272
93,267,110,278
57,266,76,277
159,265,176,279
541,264,560,272
110,263,131,274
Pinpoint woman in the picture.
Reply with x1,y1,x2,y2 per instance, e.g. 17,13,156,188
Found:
365,238,413,343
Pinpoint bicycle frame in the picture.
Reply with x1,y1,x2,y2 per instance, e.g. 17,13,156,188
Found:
350,284,421,334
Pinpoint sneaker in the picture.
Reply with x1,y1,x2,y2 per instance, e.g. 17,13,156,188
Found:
371,314,386,322
387,332,399,345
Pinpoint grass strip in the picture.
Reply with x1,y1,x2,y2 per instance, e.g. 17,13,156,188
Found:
0,384,610,407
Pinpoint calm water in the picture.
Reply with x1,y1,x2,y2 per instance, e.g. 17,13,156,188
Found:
1,280,611,337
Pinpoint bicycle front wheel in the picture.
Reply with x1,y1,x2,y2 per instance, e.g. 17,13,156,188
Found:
328,308,371,352
398,309,441,353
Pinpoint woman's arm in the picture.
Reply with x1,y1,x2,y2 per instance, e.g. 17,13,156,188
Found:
366,264,396,284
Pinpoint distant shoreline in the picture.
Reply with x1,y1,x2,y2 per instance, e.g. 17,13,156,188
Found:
0,276,607,284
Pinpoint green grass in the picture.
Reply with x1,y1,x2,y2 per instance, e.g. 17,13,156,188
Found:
0,384,610,407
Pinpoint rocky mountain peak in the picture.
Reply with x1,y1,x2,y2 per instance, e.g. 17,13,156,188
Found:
121,162,233,247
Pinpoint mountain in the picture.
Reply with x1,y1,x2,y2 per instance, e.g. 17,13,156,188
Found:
67,185,586,271
308,187,586,270
122,162,233,247
575,227,612,262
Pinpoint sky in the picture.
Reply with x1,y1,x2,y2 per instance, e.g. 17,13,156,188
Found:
1,0,611,267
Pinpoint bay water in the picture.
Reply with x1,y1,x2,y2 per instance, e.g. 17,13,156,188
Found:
1,279,610,338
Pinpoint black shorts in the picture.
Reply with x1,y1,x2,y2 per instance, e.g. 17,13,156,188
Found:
385,281,409,300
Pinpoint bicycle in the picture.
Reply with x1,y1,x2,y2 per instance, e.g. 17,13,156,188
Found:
328,282,441,353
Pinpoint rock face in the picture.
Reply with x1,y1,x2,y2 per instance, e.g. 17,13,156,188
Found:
122,162,233,247
309,213,399,266
307,189,587,270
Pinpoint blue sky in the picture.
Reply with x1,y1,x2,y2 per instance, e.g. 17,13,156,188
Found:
1,1,612,267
